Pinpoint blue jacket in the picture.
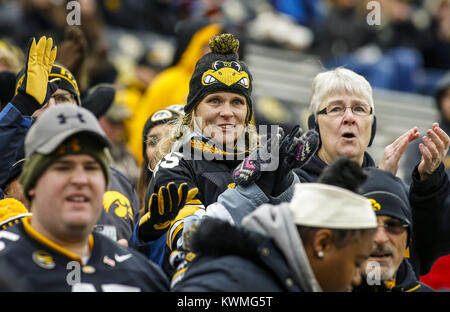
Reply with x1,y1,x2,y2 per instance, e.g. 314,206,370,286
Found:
0,103,32,198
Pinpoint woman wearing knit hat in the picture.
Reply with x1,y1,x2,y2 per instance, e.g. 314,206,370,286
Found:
136,33,257,254
136,33,319,260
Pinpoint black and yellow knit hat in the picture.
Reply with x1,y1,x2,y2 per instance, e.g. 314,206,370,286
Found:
15,62,81,105
48,63,81,105
185,33,253,123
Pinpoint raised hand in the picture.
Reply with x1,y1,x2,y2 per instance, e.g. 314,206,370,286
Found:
12,36,59,115
417,123,450,180
139,182,199,242
378,127,420,175
233,125,319,197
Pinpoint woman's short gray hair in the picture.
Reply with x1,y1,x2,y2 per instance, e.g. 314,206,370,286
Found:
309,67,375,118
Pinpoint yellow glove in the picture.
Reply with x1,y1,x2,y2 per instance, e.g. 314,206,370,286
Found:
12,37,58,115
138,182,199,242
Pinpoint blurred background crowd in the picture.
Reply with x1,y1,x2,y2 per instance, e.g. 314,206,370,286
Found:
0,0,448,183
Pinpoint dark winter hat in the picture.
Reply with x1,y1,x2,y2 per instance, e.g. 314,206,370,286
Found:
49,63,81,105
19,104,111,201
81,83,116,118
0,71,16,108
185,33,253,123
0,145,25,191
360,168,412,244
142,105,183,159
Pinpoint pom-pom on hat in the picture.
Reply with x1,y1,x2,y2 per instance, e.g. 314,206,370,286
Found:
185,33,253,123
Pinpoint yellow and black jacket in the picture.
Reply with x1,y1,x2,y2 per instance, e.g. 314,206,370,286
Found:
0,216,169,291
145,135,248,251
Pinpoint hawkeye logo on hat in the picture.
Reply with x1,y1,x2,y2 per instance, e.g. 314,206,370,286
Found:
151,110,174,122
369,198,381,211
202,60,249,88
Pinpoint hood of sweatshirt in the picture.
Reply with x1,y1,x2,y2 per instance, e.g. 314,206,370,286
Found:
242,203,322,292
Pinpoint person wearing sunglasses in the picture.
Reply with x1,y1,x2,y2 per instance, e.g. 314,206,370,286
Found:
353,167,434,292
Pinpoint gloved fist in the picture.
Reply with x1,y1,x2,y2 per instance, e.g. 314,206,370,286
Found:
233,125,320,197
138,182,199,242
233,126,284,187
12,36,59,115
279,125,320,173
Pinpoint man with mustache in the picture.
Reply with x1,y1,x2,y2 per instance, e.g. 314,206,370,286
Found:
354,167,435,292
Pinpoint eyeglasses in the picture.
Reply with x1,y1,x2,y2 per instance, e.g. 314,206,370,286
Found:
50,92,75,104
317,103,373,117
377,220,409,235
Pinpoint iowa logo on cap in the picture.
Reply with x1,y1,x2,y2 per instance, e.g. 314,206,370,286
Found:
369,198,381,211
202,60,249,88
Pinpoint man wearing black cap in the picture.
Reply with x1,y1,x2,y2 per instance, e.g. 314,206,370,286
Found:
0,104,169,291
354,168,435,292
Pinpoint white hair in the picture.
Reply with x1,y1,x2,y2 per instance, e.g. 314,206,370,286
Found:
309,67,375,119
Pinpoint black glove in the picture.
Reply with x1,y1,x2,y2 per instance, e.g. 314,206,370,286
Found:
138,182,199,242
233,126,284,188
11,37,60,116
233,126,320,197
272,125,319,196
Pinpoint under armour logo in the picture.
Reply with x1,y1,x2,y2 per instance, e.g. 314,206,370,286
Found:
57,113,85,124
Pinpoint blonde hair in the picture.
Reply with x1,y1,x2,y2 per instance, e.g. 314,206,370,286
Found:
0,46,21,73
151,111,259,167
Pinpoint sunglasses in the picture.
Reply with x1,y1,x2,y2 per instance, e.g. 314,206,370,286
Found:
378,219,409,235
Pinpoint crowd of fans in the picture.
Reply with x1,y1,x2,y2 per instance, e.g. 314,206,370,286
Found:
0,0,449,294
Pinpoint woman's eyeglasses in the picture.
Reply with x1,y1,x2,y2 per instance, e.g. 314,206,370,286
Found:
317,103,373,117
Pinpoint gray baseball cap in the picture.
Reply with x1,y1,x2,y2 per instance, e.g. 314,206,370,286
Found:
24,104,110,158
